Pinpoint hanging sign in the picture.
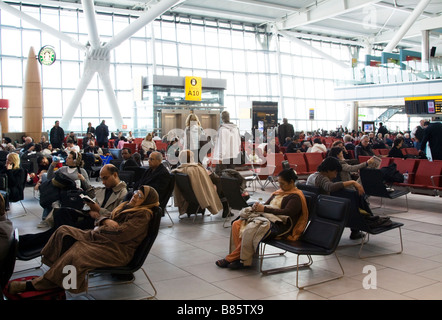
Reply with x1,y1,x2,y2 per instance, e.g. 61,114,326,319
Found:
185,76,202,101
38,45,56,66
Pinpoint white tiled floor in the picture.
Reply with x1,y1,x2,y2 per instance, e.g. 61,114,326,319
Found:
7,179,442,300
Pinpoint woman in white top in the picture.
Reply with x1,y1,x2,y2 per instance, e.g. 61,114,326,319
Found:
141,133,157,158
184,113,204,163
309,138,327,153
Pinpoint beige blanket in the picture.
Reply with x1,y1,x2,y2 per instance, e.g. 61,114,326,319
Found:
172,163,223,215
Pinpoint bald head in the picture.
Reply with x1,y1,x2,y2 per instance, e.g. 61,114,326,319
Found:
100,164,120,189
147,151,163,169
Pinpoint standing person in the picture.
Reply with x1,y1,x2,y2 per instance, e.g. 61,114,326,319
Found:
95,120,109,149
412,119,427,151
184,113,205,163
213,111,241,175
86,122,95,135
377,122,388,138
278,118,295,147
49,120,65,150
420,121,442,161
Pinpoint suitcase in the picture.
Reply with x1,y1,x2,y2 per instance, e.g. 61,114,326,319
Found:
2,276,66,300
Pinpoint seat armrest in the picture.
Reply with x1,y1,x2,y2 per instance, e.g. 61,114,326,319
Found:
430,175,442,188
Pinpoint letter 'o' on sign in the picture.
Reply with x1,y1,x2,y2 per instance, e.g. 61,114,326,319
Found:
185,76,202,101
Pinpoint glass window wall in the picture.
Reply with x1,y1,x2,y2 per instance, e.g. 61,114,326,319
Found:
0,3,394,136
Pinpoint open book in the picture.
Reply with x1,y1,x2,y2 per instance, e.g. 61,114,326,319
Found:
79,194,96,204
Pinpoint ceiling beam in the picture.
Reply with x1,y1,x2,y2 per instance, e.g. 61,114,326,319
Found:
279,30,350,69
383,0,431,52
170,3,272,23
276,0,382,30
225,0,302,12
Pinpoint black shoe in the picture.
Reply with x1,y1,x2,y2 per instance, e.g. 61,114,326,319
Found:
228,260,247,270
350,231,365,240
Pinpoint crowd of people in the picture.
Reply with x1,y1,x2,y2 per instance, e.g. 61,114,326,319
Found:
1,113,441,297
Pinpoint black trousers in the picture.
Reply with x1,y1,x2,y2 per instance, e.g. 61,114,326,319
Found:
19,207,95,252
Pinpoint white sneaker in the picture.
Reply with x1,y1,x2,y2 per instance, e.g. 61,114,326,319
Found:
37,220,49,228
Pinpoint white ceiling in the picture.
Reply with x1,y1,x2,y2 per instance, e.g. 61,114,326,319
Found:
11,0,442,51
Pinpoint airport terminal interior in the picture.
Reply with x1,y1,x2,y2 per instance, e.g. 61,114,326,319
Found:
1,0,442,301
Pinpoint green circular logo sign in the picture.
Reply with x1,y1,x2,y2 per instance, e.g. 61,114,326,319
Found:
38,46,56,66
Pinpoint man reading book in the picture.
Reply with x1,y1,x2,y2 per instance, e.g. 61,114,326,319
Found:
19,164,128,251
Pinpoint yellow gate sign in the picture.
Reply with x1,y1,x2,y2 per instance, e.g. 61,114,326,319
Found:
185,76,202,101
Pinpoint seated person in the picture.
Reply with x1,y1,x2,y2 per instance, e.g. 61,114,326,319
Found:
8,185,159,295
309,138,327,153
83,138,102,155
343,134,355,151
47,151,90,190
0,153,26,203
38,151,91,226
263,138,280,156
29,155,52,185
286,135,307,153
216,169,308,269
120,147,138,171
355,135,375,160
132,151,171,203
306,156,366,240
172,150,223,216
403,133,414,148
388,138,405,159
19,136,35,155
65,139,80,153
19,164,127,252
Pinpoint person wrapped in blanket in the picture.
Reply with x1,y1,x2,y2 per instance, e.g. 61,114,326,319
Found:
7,185,159,295
216,169,309,270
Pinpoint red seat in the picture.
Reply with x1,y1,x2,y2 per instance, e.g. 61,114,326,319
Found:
391,158,418,184
358,156,371,164
403,148,419,156
285,153,308,174
378,149,389,156
380,157,392,168
411,160,442,190
304,153,324,173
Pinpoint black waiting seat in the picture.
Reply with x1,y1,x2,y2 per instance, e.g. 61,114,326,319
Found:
174,172,206,220
1,229,19,296
87,206,162,299
159,173,175,227
259,195,350,289
331,188,404,258
359,168,409,212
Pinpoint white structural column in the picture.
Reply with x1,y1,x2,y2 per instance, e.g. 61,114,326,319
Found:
0,1,85,50
82,0,101,49
383,0,431,53
104,0,183,52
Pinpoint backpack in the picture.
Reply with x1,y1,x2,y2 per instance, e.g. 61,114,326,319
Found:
380,163,404,184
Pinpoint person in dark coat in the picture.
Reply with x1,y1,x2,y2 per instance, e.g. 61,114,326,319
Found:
120,148,139,171
95,120,109,149
132,151,171,203
420,121,442,160
278,118,294,146
49,120,65,149
377,122,388,138
0,153,26,203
